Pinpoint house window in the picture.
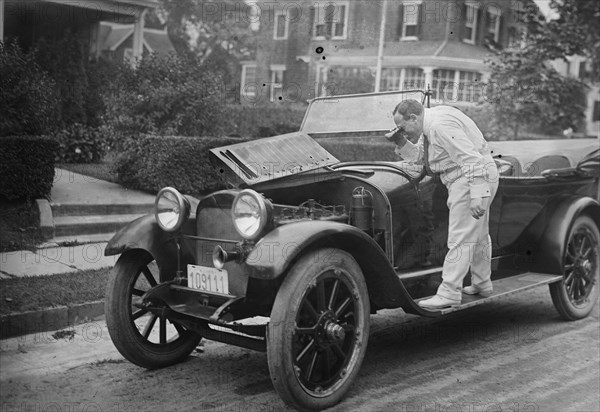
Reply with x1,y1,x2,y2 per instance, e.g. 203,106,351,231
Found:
241,64,257,101
593,101,600,122
432,69,456,101
270,66,285,102
381,68,402,91
463,3,479,44
511,1,526,23
457,71,482,102
403,68,425,90
274,10,288,40
485,7,501,43
400,1,421,40
311,2,349,40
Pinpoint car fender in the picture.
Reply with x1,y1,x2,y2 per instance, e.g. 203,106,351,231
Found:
530,196,600,275
243,220,437,314
105,214,196,282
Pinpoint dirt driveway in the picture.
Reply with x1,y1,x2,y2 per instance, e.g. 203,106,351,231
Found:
1,287,598,412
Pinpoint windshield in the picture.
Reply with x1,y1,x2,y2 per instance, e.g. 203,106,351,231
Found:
301,90,426,135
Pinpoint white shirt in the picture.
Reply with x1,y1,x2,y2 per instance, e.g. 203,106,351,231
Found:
395,106,494,198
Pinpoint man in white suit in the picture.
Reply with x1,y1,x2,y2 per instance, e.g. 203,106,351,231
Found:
386,99,499,309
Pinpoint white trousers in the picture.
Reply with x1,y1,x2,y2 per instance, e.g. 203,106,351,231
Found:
437,168,499,301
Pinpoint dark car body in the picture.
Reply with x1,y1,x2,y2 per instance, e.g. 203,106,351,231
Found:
105,90,600,411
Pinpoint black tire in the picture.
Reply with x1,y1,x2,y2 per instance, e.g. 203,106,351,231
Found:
267,248,370,411
105,250,202,368
550,215,600,320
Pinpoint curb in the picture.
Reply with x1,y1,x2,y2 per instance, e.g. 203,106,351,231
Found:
0,300,104,339
36,198,54,240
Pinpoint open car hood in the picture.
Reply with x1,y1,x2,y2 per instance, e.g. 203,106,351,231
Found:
209,132,339,187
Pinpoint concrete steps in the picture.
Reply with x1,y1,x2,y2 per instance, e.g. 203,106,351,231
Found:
51,203,154,217
53,213,147,237
46,202,154,245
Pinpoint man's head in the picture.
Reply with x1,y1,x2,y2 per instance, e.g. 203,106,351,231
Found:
392,99,424,140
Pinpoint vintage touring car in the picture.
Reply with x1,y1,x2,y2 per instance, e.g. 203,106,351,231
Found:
105,90,599,411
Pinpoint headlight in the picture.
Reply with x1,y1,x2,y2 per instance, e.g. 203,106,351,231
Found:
154,187,190,232
232,189,271,240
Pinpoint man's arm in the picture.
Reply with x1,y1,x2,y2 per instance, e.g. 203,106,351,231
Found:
385,129,424,164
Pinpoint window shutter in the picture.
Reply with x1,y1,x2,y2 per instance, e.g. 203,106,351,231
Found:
462,3,468,39
309,6,315,36
473,7,479,44
417,4,423,36
397,4,403,39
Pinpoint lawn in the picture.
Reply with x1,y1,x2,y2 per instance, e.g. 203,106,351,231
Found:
0,268,110,315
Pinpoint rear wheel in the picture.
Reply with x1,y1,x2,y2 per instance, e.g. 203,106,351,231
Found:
267,248,370,411
105,250,202,368
550,216,600,320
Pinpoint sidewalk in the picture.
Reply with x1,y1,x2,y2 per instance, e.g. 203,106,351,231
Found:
1,168,155,279
50,168,155,206
0,169,161,338
0,243,118,279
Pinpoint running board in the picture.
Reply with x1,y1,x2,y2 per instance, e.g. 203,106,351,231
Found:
416,272,563,315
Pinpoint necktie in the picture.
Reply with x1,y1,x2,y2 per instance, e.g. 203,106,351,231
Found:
423,134,435,176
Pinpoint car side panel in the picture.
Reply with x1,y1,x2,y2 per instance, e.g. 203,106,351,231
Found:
242,220,438,315
494,176,597,256
524,195,600,275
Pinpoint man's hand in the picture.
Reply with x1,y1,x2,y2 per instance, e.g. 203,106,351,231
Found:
385,127,408,147
470,197,488,219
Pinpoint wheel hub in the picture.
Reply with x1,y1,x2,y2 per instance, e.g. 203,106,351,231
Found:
314,311,345,348
581,259,592,274
324,321,346,344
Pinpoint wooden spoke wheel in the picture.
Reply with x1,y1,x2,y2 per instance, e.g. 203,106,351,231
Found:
267,248,370,411
105,250,202,368
550,216,600,320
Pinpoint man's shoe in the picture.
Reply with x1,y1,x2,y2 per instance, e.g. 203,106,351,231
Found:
418,294,461,309
463,285,493,297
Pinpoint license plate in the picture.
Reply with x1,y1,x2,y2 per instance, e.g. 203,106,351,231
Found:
187,265,230,295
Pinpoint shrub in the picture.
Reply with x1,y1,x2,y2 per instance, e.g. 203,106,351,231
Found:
0,136,58,200
224,104,306,138
0,41,60,136
103,53,227,138
114,135,246,196
316,139,398,162
53,124,108,164
33,34,100,128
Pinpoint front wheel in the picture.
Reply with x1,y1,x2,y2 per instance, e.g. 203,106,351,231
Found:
267,248,370,411
105,250,202,368
550,215,600,320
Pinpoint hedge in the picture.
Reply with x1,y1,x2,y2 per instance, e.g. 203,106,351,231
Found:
0,136,58,200
224,104,306,138
114,135,246,196
316,139,398,162
53,124,110,164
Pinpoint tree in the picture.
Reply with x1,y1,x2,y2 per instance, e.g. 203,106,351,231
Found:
157,0,255,62
102,52,227,138
487,50,587,139
529,0,600,80
154,0,256,103
485,0,589,139
0,41,60,136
